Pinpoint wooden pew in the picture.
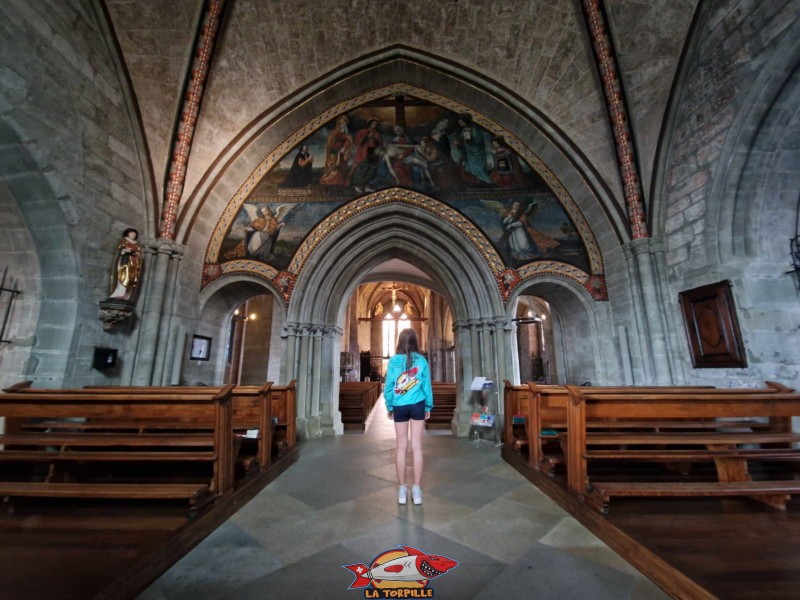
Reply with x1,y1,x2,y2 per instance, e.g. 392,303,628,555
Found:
522,383,782,475
10,382,275,475
9,381,299,469
339,382,380,430
79,381,273,475
428,383,456,430
564,385,800,513
269,381,297,457
0,386,237,513
503,381,533,463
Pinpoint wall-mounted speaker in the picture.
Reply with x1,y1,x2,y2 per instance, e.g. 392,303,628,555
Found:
93,347,118,370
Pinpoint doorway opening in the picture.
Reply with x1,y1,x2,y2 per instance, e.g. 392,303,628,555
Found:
339,278,455,385
514,295,555,384
224,293,283,385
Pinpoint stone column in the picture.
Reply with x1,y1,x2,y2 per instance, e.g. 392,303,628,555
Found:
282,321,299,384
452,321,473,436
480,318,495,381
626,238,673,384
154,244,184,385
295,324,311,437
651,237,687,383
307,325,324,438
282,320,343,439
469,320,481,378
320,325,344,436
622,242,651,383
131,238,183,385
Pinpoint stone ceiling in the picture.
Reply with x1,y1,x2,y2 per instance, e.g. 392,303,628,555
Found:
104,0,698,239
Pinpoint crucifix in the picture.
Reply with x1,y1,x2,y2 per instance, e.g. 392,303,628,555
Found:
381,281,403,312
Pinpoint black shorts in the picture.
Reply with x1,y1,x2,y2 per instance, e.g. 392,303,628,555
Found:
392,401,426,423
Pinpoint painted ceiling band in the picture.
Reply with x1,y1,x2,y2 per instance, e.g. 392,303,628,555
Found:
159,0,226,240
582,0,649,240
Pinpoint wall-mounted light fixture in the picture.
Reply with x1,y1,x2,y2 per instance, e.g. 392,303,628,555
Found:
232,308,257,322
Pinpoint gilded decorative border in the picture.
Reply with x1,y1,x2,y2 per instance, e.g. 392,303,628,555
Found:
204,83,604,274
517,261,591,283
216,260,278,281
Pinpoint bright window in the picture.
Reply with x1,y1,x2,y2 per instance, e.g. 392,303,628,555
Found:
382,313,396,357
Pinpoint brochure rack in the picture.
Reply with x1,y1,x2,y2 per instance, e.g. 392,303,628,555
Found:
468,377,502,447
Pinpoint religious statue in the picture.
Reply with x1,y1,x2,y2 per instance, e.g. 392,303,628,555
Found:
374,301,384,316
108,228,142,302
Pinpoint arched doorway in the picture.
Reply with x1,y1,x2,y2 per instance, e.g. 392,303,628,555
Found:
283,189,509,440
508,278,614,386
343,266,455,386
513,296,555,384
189,53,622,436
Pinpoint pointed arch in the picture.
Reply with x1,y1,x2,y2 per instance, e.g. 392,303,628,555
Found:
179,48,624,258
507,276,617,386
286,190,505,325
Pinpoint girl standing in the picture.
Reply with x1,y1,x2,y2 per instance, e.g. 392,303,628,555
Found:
384,328,433,505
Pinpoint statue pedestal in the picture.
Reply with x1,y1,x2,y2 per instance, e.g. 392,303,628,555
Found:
98,298,135,331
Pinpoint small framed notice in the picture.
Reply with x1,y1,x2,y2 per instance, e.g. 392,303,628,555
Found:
190,335,212,361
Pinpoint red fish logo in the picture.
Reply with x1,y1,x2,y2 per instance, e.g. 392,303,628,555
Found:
343,545,458,595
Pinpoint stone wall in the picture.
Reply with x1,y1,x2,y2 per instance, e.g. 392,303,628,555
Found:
658,0,800,389
0,181,40,389
0,0,150,386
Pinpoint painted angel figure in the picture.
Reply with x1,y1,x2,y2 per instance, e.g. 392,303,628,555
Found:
486,200,560,263
241,203,296,262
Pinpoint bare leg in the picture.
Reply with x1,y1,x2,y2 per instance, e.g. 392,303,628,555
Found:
410,419,425,486
394,420,409,485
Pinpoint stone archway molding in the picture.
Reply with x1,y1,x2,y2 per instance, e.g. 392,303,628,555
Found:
204,187,601,305
280,193,520,439
507,275,615,386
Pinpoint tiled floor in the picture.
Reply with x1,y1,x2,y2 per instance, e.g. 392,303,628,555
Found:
138,406,668,599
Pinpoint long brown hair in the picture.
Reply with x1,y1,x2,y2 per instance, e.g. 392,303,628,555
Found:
395,328,421,373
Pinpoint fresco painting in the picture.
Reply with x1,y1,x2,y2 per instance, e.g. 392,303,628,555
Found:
219,97,592,273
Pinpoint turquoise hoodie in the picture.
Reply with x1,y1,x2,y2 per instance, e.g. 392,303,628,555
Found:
383,352,434,412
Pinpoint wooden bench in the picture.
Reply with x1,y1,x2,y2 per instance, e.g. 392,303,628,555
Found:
269,381,297,457
78,383,274,474
0,386,238,513
428,383,456,430
0,481,212,513
503,381,533,461
339,382,380,430
8,380,298,470
521,383,789,475
564,385,800,514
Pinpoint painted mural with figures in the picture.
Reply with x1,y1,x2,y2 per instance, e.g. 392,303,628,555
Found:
210,93,601,299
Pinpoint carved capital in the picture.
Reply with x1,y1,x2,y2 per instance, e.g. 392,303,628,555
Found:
623,237,655,258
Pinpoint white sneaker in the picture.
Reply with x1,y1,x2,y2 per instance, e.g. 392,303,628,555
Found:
398,485,407,505
412,485,422,505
